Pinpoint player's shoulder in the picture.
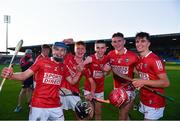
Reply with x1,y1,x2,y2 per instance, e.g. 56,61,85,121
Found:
36,54,43,59
126,50,139,60
90,54,96,60
146,52,164,65
36,57,50,64
102,55,109,61
65,53,74,60
148,52,162,61
127,50,138,56
35,55,42,62
107,50,115,56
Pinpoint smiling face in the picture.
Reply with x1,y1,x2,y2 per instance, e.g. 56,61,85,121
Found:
111,36,126,51
95,43,107,58
135,37,151,54
52,46,66,59
75,44,86,58
42,48,51,57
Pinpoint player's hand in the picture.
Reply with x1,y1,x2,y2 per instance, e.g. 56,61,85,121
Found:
83,56,92,65
63,38,74,45
76,63,84,72
85,93,95,101
132,79,145,89
1,67,13,78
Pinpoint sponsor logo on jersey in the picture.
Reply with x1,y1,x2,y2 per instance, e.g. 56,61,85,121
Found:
93,70,104,79
112,65,129,74
43,73,62,85
138,72,149,80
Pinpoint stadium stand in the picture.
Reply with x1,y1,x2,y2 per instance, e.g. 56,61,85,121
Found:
0,55,23,65
7,33,180,64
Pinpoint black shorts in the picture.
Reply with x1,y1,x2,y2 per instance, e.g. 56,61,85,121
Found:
22,77,33,88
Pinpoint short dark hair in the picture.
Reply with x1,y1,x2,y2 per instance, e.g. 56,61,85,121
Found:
135,32,150,41
41,44,51,49
95,40,106,44
112,32,124,38
75,41,86,47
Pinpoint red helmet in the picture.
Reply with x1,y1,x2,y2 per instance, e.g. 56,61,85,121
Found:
108,87,128,108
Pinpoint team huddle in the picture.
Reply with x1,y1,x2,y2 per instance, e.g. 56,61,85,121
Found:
1,32,170,121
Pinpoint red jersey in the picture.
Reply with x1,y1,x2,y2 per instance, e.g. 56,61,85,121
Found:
30,57,70,108
35,54,49,63
84,54,109,93
136,51,166,108
61,54,90,93
34,54,49,82
107,48,139,90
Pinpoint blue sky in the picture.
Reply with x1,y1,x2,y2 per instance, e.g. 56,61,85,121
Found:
0,0,179,52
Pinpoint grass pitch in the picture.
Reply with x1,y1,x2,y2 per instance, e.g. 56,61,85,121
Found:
0,64,180,120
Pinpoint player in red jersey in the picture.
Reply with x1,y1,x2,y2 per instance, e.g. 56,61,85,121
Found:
60,41,96,119
132,32,170,120
103,32,139,120
35,44,51,62
83,40,108,120
33,44,51,88
1,42,82,121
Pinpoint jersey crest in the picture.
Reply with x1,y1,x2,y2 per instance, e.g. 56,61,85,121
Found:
125,58,129,63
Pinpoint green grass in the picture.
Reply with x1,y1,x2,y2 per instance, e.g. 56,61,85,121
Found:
0,65,29,120
0,64,180,120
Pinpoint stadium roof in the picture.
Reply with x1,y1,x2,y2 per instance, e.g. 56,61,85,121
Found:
8,33,180,54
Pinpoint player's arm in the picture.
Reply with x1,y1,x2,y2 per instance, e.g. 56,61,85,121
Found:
83,56,92,65
133,59,170,88
85,77,96,101
66,71,82,85
84,67,96,100
88,77,96,96
1,67,34,81
64,60,83,85
83,56,97,94
133,73,170,88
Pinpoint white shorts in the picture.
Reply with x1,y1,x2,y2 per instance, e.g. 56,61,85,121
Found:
60,95,81,111
139,102,165,120
84,90,104,99
29,106,64,121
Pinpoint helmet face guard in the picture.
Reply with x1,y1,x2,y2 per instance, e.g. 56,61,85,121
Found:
108,87,128,108
75,100,94,119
